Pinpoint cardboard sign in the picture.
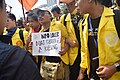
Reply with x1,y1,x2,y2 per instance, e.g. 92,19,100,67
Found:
32,31,61,56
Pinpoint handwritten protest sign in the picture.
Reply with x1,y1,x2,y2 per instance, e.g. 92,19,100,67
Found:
32,31,61,56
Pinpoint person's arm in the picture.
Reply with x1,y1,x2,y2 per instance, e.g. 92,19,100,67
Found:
77,39,87,80
25,34,31,50
59,22,69,55
23,30,29,44
77,19,88,80
59,41,69,55
66,38,78,47
96,61,120,79
77,68,86,80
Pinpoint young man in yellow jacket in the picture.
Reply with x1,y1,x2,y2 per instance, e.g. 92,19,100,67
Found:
76,0,120,80
28,9,69,80
4,13,28,49
60,0,82,80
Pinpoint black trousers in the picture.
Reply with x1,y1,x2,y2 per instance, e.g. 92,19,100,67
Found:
69,53,81,80
38,56,42,71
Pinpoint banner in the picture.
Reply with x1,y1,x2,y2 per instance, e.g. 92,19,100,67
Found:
59,0,72,3
32,31,61,56
18,0,38,11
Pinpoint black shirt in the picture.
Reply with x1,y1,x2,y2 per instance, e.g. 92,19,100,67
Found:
88,17,101,79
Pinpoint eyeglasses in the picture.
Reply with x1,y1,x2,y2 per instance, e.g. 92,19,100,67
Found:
38,12,49,20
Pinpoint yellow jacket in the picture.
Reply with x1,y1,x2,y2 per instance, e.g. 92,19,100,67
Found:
23,27,33,36
3,27,7,34
11,28,28,49
80,7,120,80
60,13,79,65
40,20,69,64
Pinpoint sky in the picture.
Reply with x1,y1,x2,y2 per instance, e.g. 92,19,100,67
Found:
5,0,47,20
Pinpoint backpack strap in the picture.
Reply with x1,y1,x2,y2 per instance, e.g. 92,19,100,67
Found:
113,10,120,38
19,30,25,46
63,14,67,27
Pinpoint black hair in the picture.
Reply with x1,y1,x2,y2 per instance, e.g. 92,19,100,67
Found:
51,6,61,14
30,13,39,22
16,19,23,26
27,12,34,22
94,0,112,7
27,12,38,22
47,10,52,16
33,8,43,15
102,0,112,7
0,0,4,8
116,0,120,6
7,13,16,22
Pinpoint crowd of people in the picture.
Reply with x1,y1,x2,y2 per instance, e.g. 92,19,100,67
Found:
0,0,120,80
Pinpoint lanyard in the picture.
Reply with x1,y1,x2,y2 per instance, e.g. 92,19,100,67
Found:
89,17,98,48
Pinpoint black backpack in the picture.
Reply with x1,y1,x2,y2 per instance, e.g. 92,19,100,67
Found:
19,30,25,46
63,14,67,27
113,10,120,38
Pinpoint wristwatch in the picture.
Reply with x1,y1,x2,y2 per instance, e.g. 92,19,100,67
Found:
114,63,120,72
